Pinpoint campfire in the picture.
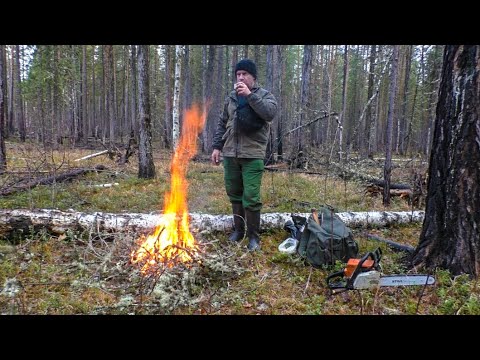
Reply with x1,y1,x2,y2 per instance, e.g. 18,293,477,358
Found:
130,104,206,273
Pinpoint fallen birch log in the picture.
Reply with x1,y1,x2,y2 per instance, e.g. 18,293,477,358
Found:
0,209,424,239
74,150,110,162
89,183,119,188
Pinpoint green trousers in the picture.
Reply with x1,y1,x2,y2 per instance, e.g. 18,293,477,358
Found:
223,157,264,211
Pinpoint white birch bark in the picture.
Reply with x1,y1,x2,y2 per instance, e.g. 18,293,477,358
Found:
74,150,109,161
0,209,424,235
172,45,182,149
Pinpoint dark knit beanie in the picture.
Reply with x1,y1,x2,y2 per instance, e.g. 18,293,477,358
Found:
235,59,257,79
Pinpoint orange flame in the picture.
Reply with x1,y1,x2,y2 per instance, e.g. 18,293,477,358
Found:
130,104,206,273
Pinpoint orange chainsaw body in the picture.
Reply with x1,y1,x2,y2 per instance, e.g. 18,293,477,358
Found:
345,258,375,277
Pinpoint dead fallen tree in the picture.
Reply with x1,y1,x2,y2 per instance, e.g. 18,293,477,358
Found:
0,209,424,240
74,133,137,165
0,165,107,197
330,161,412,190
368,179,411,190
365,184,413,202
329,161,379,183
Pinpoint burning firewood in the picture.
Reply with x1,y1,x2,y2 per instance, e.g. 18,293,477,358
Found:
130,105,206,273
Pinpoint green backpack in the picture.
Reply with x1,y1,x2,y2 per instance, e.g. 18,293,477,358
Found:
297,207,358,268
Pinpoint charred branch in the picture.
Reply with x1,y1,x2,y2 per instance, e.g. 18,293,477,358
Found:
362,232,415,253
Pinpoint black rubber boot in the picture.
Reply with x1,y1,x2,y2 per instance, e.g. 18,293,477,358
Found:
246,210,261,251
228,203,245,242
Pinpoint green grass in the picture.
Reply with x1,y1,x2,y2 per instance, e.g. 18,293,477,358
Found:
0,166,412,214
0,142,414,214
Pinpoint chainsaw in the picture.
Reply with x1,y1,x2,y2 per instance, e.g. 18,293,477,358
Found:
326,247,435,294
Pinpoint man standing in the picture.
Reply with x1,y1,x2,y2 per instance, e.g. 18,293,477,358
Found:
211,59,278,251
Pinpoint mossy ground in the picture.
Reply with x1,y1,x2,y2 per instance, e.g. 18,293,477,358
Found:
2,141,478,315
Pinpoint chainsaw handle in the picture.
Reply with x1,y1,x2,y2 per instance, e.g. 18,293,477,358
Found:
326,270,344,284
326,270,347,292
357,251,376,270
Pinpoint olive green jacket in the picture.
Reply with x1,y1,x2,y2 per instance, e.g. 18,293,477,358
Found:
212,84,278,159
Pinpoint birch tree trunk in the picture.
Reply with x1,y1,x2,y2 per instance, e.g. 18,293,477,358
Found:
172,45,182,149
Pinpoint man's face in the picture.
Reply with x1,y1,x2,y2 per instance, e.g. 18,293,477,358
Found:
236,70,255,89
